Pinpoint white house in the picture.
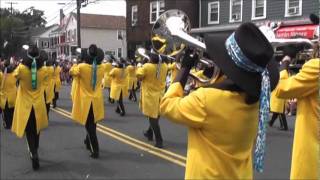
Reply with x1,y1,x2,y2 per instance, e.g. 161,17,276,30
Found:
57,13,127,61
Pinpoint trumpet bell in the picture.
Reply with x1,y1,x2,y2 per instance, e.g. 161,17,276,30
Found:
135,47,150,62
151,9,190,56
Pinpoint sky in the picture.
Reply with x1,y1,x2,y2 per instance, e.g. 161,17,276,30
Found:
0,0,126,26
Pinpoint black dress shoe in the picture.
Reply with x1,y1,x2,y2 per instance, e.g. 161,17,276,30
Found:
279,127,288,131
30,153,40,170
143,131,153,141
120,111,125,116
154,142,163,148
268,121,273,127
115,107,120,114
90,152,99,159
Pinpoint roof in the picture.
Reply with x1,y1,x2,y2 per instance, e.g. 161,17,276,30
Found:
30,24,58,37
79,13,126,30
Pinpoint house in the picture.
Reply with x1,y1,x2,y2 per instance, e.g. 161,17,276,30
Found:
30,24,59,58
126,0,199,59
49,12,127,61
192,0,319,39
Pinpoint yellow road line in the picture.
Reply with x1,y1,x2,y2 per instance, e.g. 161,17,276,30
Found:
51,107,186,167
97,127,186,167
53,107,187,161
55,107,71,115
97,124,187,161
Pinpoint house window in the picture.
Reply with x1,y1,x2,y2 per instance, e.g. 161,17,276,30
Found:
252,0,266,20
285,0,302,17
73,29,76,42
105,50,116,56
208,1,220,24
118,30,123,40
229,0,243,22
117,48,122,58
150,0,165,24
132,5,138,26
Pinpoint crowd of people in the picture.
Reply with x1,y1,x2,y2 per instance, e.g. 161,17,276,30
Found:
0,19,319,180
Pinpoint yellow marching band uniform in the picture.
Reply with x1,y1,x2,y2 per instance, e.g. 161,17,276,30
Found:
1,19,319,180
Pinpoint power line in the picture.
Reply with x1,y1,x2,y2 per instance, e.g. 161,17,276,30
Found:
45,0,76,24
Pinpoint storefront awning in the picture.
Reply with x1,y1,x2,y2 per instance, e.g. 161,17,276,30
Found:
275,24,318,39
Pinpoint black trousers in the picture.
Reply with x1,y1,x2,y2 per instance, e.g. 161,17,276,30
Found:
85,105,99,153
129,85,137,101
52,86,59,107
145,117,163,143
116,91,125,115
25,108,40,155
270,112,288,129
2,102,14,129
106,88,114,103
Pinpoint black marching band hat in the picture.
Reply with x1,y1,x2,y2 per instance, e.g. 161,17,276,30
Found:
204,22,279,98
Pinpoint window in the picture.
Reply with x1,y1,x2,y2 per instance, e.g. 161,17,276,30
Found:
208,2,220,24
118,30,123,40
73,29,76,42
117,48,122,58
229,0,243,22
150,1,165,23
252,0,266,20
285,0,302,17
132,5,138,26
105,50,116,56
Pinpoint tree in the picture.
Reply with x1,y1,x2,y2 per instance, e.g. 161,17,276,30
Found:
0,7,47,58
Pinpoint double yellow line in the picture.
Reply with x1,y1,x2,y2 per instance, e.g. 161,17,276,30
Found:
51,107,187,167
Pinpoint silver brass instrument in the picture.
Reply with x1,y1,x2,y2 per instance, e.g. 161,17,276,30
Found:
151,9,219,84
135,48,150,62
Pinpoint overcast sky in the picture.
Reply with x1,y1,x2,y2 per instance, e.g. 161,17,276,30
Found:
0,0,126,26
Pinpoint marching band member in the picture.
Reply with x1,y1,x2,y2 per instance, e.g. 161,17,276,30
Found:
11,45,48,170
42,51,55,117
168,62,178,84
274,45,319,179
126,60,137,102
137,52,168,148
269,68,288,130
109,58,128,116
70,45,105,158
160,23,279,178
0,58,17,129
52,59,61,108
70,57,84,102
102,58,113,103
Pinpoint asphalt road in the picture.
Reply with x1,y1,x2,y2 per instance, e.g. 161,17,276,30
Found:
1,84,296,179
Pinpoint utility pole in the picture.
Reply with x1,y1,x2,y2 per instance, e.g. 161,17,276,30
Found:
6,2,18,15
5,2,18,56
76,0,81,48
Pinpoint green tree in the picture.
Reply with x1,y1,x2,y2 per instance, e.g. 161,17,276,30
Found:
0,7,47,58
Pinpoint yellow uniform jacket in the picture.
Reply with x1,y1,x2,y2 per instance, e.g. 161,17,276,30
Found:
44,66,55,104
275,59,319,179
160,83,259,179
0,72,17,109
103,63,113,88
109,67,128,101
137,63,168,118
53,66,61,92
270,71,289,113
11,64,48,138
126,65,137,89
168,62,178,84
70,63,105,125
70,64,78,102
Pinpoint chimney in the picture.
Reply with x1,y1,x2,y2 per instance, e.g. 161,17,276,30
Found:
60,9,65,26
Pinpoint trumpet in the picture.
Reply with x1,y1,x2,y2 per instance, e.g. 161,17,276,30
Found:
151,9,219,84
135,48,150,63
